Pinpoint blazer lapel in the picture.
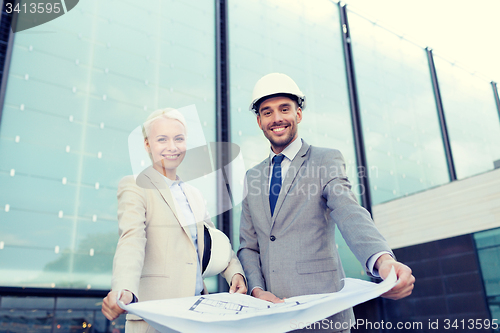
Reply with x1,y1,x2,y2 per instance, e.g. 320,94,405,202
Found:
142,167,194,248
183,185,205,261
271,141,311,228
260,158,273,226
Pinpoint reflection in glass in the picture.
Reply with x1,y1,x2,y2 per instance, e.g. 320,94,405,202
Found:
433,55,500,179
474,228,500,326
348,10,450,205
0,0,215,290
0,296,123,333
228,0,364,279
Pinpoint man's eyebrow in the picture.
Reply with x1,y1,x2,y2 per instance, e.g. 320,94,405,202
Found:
260,103,292,112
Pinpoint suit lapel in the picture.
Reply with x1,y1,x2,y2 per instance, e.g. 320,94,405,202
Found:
271,141,311,228
143,167,195,249
183,185,205,261
260,158,273,226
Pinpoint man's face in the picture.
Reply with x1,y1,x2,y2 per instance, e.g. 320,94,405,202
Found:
144,117,187,176
257,96,302,153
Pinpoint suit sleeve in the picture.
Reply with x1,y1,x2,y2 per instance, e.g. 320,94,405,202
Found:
111,176,147,296
320,150,394,274
237,173,266,293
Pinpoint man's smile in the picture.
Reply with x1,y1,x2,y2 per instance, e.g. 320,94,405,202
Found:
271,125,289,133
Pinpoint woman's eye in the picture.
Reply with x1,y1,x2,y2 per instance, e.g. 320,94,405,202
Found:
176,138,184,142
158,138,166,142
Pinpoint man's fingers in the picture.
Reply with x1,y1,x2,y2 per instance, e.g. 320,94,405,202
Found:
382,275,415,300
271,296,284,303
254,290,284,303
378,260,415,300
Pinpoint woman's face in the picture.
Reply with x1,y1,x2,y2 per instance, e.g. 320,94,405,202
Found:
145,117,187,177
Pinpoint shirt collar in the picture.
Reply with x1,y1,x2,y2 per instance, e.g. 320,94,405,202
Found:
153,168,182,187
269,137,302,163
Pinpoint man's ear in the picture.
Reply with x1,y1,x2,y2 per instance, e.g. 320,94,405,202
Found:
256,114,263,130
296,107,303,124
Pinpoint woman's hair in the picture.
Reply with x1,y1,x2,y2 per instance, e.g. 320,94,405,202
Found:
142,108,187,141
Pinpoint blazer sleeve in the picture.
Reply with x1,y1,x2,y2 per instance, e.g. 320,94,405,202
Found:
320,149,394,273
111,175,148,296
237,173,265,293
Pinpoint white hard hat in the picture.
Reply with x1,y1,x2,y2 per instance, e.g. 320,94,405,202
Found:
249,73,306,114
201,225,233,278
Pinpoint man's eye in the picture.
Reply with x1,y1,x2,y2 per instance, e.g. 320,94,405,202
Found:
282,108,288,112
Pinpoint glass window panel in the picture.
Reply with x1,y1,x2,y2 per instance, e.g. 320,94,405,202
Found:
229,0,364,278
0,0,216,291
433,55,500,179
348,10,450,205
53,310,94,333
0,309,53,333
0,247,62,287
0,174,79,217
3,77,88,120
1,297,54,309
474,228,500,325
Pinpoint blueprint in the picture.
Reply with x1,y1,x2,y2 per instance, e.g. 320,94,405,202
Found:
118,267,397,333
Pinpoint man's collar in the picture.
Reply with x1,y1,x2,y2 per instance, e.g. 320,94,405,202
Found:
269,137,303,162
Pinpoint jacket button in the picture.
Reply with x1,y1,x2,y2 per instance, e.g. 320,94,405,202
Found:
270,235,276,241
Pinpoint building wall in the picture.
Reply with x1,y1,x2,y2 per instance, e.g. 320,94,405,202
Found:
380,235,492,333
0,0,499,332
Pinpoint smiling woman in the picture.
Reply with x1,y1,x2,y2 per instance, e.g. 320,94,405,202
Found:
142,108,188,180
101,108,247,333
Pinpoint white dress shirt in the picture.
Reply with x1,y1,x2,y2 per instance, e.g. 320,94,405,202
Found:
161,173,204,296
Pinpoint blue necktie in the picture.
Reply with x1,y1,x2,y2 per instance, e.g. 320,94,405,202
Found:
270,154,285,216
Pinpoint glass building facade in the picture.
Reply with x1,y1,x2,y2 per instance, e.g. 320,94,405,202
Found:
0,0,216,291
1,0,499,332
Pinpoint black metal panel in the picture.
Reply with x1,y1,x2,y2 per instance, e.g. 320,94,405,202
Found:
338,3,372,213
425,48,457,181
0,286,108,298
0,0,15,126
379,234,492,333
492,81,500,122
215,0,231,293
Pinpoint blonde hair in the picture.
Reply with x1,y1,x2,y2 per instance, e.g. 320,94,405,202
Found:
142,108,187,140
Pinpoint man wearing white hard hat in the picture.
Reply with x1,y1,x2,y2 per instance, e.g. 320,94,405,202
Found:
237,73,415,332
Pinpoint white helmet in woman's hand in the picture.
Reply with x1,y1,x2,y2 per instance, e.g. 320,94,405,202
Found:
201,225,232,278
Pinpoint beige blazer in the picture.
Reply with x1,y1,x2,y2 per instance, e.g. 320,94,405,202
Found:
112,166,244,321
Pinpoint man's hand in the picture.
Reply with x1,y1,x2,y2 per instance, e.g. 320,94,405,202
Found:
229,274,247,294
101,290,133,321
251,287,284,303
376,254,415,300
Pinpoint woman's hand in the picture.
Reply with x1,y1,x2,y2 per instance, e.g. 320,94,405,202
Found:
229,273,247,294
101,290,133,320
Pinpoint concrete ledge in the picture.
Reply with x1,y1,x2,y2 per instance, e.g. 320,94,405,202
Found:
372,168,500,249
